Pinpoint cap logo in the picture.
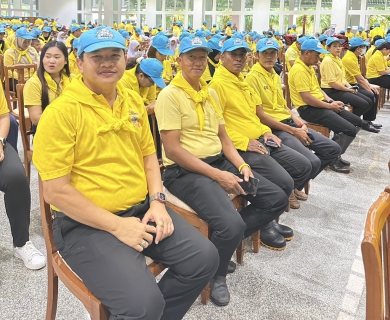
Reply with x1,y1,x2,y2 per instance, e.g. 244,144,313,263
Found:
191,37,203,46
266,39,273,45
96,28,114,40
219,40,224,47
233,39,243,45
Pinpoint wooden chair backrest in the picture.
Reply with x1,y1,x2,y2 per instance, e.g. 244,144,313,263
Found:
0,54,4,85
361,186,390,320
3,64,37,114
360,55,366,78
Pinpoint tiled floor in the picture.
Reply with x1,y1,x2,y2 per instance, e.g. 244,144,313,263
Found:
2,107,390,319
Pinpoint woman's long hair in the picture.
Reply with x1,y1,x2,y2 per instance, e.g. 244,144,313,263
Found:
37,41,70,112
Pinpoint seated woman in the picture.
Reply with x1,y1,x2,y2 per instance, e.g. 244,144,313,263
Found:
4,27,39,91
366,40,390,89
23,41,72,132
0,89,46,270
342,37,382,131
320,37,372,132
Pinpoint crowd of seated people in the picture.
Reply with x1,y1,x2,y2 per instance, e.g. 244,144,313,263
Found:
0,14,389,319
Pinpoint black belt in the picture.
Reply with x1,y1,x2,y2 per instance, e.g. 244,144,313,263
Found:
298,106,309,113
280,117,294,125
52,210,66,220
165,153,224,170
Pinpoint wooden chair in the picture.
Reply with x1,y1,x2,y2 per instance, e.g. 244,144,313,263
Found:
3,64,36,119
359,55,366,78
306,123,330,138
39,177,165,320
16,84,33,182
361,186,390,320
0,54,4,87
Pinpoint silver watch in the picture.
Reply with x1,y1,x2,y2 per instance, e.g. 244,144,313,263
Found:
0,138,6,147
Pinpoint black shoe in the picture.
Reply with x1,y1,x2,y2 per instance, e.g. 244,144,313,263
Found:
362,122,380,133
260,222,286,250
270,220,294,241
227,261,236,274
369,121,382,129
339,156,350,167
210,275,230,306
328,156,350,174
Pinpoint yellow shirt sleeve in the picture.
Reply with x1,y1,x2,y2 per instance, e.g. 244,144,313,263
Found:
342,52,361,84
0,90,9,115
23,76,42,106
320,56,345,88
367,51,387,79
285,48,298,71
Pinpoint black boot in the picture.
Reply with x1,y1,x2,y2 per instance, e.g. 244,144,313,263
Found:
369,121,382,128
328,156,350,174
362,121,380,133
332,133,355,167
339,156,350,167
227,261,236,274
210,275,230,306
260,222,286,250
270,220,294,241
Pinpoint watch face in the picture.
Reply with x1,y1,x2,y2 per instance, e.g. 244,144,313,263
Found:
159,193,166,201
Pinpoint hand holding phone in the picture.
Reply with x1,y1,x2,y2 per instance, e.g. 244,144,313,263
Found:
237,174,259,195
265,139,279,148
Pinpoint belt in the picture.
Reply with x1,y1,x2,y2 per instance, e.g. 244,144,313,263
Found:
51,210,66,220
298,106,308,113
280,117,294,125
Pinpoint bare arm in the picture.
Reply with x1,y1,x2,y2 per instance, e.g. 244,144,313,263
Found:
26,105,42,126
300,91,344,112
256,105,295,135
0,113,10,162
327,81,356,93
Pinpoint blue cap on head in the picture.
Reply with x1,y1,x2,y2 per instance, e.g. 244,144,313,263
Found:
12,25,19,31
301,39,329,53
71,25,81,33
375,39,386,47
42,26,51,33
375,23,380,27
221,37,251,53
203,20,207,25
256,38,280,52
207,36,223,51
72,37,80,49
31,28,41,37
326,37,345,46
0,28,5,34
213,24,216,27
349,37,370,47
16,28,34,39
72,19,76,23
127,19,130,23
194,30,204,37
177,21,183,26
297,35,311,44
44,21,48,25
135,27,141,33
81,20,85,24
158,24,162,27
227,21,232,26
340,30,345,35
179,35,212,55
120,30,130,39
253,34,264,41
292,24,296,28
179,31,191,41
152,34,174,56
78,26,126,56
188,24,192,28
347,26,351,29
139,58,166,89
231,32,244,40
358,26,363,31
274,31,281,36
318,34,328,42
205,30,212,37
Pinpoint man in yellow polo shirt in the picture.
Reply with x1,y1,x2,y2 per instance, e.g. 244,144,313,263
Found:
345,26,354,41
65,25,81,49
288,38,362,174
284,35,308,71
369,23,384,41
355,26,367,40
33,26,218,320
155,35,289,306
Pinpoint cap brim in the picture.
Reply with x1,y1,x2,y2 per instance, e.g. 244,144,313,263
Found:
155,47,174,56
314,48,329,54
223,46,252,53
180,46,212,54
152,77,166,89
19,35,35,40
82,41,127,53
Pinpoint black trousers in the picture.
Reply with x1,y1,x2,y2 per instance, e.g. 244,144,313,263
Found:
163,154,289,276
353,86,378,121
368,75,390,89
298,106,361,137
322,88,371,117
0,144,31,247
53,201,219,320
272,122,341,182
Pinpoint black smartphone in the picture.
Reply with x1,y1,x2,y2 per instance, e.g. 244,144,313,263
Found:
265,139,279,148
237,174,260,195
307,132,315,141
350,85,359,90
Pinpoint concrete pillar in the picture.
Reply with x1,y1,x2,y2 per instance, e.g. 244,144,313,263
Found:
331,0,348,32
193,0,205,31
145,0,157,28
252,0,271,34
232,0,241,31
39,0,78,26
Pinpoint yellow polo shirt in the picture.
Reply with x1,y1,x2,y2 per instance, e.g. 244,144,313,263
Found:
225,26,233,37
68,52,80,76
365,45,375,66
0,90,9,115
65,34,75,48
245,63,290,122
320,54,347,88
367,50,388,79
369,27,385,39
289,57,325,108
125,24,134,33
155,83,224,167
355,31,367,40
285,42,300,71
342,50,361,84
209,65,271,151
119,65,156,105
0,40,9,54
130,34,142,43
33,75,155,212
345,31,354,41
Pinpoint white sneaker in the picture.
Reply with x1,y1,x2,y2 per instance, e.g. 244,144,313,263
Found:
14,241,46,270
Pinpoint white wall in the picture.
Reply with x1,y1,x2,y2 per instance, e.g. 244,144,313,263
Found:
39,0,78,27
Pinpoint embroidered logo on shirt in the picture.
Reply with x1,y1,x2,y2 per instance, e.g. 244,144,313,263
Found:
129,110,141,128
96,28,114,39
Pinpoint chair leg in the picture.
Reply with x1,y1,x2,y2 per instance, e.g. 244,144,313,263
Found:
201,283,210,305
252,230,260,253
236,240,245,264
90,302,109,320
46,266,58,320
24,156,30,183
304,181,310,195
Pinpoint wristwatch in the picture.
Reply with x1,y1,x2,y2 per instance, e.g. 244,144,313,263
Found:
149,192,166,204
0,138,6,147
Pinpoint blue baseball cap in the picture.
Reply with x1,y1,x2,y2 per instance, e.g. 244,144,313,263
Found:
71,25,81,33
177,21,183,26
120,30,130,39
203,21,207,25
318,34,328,42
326,37,345,46
205,30,212,37
227,21,232,26
188,24,192,29
375,39,386,47
31,28,41,37
44,21,48,25
78,27,126,56
12,25,19,31
207,36,223,51
213,24,217,27
179,36,212,54
16,28,34,39
274,31,281,36
358,26,363,31
71,19,76,23
339,30,345,35
72,37,80,49
0,28,5,34
135,27,142,33
139,58,166,89
256,38,280,52
349,37,370,47
374,23,380,27
301,39,329,54
297,36,312,44
152,35,174,55
292,24,296,28
221,37,251,53
42,26,51,33
347,26,351,29
179,31,191,41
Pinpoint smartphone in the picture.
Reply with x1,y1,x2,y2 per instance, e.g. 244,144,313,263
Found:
350,85,359,90
265,139,279,148
237,174,260,195
307,132,315,141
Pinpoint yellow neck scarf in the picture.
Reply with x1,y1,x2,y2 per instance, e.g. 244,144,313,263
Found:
251,62,285,108
43,71,71,97
170,71,223,131
11,43,33,63
207,57,219,68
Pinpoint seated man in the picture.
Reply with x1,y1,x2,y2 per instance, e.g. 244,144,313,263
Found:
155,35,289,306
285,36,308,71
33,27,218,320
288,39,362,174
246,38,341,195
209,37,311,210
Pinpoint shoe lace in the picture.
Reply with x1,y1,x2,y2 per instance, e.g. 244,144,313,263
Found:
20,241,42,261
